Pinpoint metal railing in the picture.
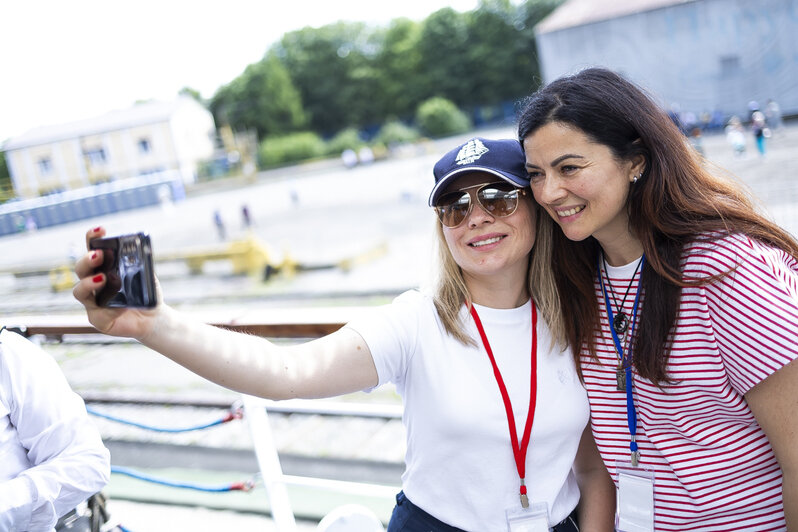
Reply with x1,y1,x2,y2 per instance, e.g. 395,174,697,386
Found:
13,313,400,531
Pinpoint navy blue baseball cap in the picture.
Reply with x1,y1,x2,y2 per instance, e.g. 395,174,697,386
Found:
428,137,529,206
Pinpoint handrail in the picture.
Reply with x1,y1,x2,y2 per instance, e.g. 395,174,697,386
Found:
6,306,376,340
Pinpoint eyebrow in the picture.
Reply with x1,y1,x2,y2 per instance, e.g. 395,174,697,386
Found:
550,154,584,166
525,153,585,170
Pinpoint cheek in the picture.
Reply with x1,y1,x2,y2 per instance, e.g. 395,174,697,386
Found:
442,228,461,256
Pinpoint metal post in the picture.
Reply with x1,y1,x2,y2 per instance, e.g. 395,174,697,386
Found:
242,394,297,532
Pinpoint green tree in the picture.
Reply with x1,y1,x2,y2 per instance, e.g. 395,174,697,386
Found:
373,18,424,120
416,8,471,107
211,52,307,139
416,97,472,138
0,151,9,180
466,0,531,105
272,22,381,135
515,0,563,90
0,152,12,202
258,132,325,167
178,86,204,103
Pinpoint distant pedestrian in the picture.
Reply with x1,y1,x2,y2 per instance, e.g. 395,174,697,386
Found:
25,214,37,232
747,99,760,121
751,111,770,158
765,98,784,133
213,210,226,240
688,127,704,157
341,148,357,169
241,204,252,229
725,116,746,158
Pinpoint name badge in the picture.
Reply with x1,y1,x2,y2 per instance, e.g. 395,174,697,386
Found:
616,460,655,532
506,501,549,532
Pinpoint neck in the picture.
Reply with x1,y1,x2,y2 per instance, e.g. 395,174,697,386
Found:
597,234,645,267
464,270,529,309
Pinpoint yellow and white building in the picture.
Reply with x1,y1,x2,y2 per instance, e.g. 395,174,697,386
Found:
3,96,216,198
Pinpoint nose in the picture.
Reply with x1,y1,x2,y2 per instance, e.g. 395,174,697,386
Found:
533,175,566,205
467,200,496,227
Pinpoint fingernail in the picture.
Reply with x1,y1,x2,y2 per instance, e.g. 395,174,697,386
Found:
92,274,103,282
91,252,97,260
92,226,101,233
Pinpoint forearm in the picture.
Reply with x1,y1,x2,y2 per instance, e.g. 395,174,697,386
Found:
573,424,616,532
576,468,616,532
140,305,377,399
140,305,301,398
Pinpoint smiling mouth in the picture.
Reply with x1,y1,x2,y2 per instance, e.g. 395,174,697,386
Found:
556,206,585,217
470,236,504,247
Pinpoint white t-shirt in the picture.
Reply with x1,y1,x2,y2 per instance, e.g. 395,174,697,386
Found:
348,290,589,531
0,329,110,531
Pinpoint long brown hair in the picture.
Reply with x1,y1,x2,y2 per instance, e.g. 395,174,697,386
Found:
517,67,798,382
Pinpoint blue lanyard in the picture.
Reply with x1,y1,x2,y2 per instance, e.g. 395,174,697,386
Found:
597,254,645,464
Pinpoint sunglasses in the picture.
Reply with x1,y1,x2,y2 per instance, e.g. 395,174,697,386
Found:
434,182,527,228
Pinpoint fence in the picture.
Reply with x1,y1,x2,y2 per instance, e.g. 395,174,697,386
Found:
0,171,185,236
11,313,397,531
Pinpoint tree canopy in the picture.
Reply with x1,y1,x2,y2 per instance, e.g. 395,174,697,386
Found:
209,0,562,139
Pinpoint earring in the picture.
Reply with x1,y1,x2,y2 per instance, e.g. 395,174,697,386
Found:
632,173,641,184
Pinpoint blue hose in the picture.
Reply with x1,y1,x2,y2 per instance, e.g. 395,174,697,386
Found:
87,407,237,433
111,466,253,492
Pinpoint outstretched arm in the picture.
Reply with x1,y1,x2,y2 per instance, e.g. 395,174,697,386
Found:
73,227,379,400
573,424,616,531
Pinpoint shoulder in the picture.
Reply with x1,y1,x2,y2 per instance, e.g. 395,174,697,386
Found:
682,232,798,302
682,232,798,277
0,328,48,368
347,289,435,332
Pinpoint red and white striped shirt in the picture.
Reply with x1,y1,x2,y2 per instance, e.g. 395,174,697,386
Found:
584,233,798,531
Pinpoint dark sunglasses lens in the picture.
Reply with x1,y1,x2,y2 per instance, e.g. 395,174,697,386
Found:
478,184,520,217
436,191,471,227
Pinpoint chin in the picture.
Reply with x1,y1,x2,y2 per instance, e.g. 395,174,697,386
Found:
557,225,592,243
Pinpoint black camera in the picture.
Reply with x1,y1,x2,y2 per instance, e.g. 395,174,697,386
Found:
90,232,157,308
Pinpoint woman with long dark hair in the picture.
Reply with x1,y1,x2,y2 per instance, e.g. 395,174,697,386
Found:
518,67,798,530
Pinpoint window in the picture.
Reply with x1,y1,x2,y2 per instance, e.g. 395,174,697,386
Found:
719,55,741,78
84,148,107,166
138,138,151,154
38,158,52,174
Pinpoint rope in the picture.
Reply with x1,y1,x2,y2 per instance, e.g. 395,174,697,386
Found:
111,466,255,492
87,403,243,433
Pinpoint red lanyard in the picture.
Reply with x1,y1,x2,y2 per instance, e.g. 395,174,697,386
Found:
470,302,538,508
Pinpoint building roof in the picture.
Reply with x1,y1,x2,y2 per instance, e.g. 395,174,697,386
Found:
536,0,698,34
3,96,207,151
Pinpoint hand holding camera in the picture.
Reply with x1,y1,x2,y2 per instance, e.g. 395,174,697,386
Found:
89,232,157,308
72,227,161,339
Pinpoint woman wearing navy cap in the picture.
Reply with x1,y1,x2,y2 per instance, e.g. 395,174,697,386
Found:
73,137,614,531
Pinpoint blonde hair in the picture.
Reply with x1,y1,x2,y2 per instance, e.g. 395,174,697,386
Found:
431,200,565,347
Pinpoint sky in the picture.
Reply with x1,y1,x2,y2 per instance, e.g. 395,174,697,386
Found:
1,0,479,143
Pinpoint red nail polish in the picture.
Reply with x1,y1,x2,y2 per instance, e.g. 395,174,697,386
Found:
91,252,97,260
92,226,101,233
92,274,103,282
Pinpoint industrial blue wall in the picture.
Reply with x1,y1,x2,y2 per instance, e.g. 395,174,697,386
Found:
536,0,797,122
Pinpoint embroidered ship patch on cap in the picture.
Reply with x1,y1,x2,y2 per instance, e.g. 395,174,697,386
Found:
455,139,489,165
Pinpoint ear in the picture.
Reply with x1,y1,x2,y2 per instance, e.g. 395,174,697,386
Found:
628,155,646,182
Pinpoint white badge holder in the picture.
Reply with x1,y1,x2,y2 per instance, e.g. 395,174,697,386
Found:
616,460,655,532
506,501,550,532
